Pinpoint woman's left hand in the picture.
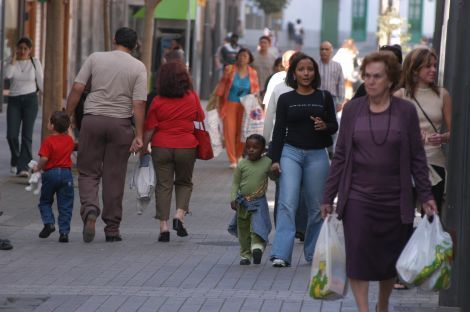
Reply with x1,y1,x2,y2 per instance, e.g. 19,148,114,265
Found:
310,116,327,131
426,133,448,146
422,199,438,217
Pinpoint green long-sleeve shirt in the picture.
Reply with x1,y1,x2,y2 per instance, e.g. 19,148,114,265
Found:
230,156,272,202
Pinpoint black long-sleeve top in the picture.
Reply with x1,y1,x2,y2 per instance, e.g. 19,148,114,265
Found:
271,89,338,163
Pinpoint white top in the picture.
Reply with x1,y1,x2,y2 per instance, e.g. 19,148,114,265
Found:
75,50,147,119
262,81,293,142
262,71,286,106
4,57,44,96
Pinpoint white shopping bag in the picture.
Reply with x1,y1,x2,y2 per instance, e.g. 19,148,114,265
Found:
240,94,265,142
130,154,155,214
309,214,346,300
206,110,223,157
396,214,452,290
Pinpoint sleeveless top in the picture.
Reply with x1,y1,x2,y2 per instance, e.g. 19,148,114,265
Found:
401,87,446,185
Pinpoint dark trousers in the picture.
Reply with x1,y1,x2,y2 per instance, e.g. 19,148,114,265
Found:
6,92,38,172
151,147,197,220
77,115,134,235
38,168,74,234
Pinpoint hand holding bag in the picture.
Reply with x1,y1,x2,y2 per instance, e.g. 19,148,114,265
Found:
396,214,452,290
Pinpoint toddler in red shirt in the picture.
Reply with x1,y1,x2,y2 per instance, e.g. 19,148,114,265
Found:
33,111,75,243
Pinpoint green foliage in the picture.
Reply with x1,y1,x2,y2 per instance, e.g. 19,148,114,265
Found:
253,0,290,14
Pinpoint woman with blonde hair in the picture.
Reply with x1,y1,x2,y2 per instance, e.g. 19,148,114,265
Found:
394,48,452,210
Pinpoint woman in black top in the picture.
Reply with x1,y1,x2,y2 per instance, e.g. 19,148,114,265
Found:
269,53,338,267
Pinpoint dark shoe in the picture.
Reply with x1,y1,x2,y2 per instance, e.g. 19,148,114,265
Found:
39,224,56,238
173,218,188,237
59,234,69,243
82,213,97,243
158,231,170,242
295,231,305,242
252,248,263,264
105,235,122,242
240,259,251,265
0,239,13,250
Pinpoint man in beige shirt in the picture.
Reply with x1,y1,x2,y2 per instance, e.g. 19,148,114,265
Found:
66,27,147,243
252,36,276,96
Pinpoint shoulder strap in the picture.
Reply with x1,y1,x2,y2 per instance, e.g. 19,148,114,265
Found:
30,57,39,92
412,95,438,133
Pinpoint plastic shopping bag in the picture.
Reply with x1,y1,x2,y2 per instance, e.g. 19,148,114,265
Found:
206,110,223,157
309,215,346,300
240,94,265,142
130,154,155,214
396,214,452,290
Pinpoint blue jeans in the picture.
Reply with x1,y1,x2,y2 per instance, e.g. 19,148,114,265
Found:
6,92,38,171
38,168,74,234
270,144,329,264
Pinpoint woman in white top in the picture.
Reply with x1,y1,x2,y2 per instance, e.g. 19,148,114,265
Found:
5,37,44,177
394,48,452,210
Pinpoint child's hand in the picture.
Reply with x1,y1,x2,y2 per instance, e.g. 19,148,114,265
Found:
271,162,281,176
230,201,237,211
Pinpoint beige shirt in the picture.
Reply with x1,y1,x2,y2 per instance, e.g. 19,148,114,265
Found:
75,50,147,118
401,87,446,185
252,51,275,91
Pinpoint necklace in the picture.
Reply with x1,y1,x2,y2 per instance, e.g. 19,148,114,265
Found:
17,60,28,73
368,99,392,146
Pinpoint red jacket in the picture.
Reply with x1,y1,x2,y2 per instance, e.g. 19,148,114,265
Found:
145,90,205,148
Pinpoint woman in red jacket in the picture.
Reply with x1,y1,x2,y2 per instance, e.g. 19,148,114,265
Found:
144,61,205,242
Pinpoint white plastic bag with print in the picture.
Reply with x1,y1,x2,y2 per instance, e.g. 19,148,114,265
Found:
130,154,155,215
240,94,265,142
309,214,347,300
206,109,223,157
396,214,452,289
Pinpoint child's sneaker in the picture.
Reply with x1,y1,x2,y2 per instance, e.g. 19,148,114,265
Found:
252,248,263,264
239,258,251,265
272,258,288,267
39,224,55,238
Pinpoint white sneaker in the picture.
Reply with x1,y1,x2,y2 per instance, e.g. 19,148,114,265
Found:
272,258,288,267
10,166,17,175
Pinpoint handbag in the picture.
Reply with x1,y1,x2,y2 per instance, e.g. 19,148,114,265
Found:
194,119,214,160
30,57,39,93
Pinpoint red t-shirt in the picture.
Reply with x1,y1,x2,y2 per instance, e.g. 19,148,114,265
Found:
38,134,75,171
145,90,205,148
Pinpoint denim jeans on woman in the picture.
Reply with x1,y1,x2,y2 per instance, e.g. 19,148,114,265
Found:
6,92,38,172
270,144,329,265
38,168,74,234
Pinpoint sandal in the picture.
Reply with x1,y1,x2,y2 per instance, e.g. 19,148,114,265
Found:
393,282,408,290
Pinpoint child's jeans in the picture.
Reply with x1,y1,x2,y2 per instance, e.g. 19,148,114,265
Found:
38,168,74,234
237,206,266,260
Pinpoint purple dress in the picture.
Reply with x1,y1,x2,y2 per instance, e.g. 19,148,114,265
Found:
343,105,413,281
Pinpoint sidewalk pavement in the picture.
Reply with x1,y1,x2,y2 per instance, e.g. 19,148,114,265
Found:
0,103,458,312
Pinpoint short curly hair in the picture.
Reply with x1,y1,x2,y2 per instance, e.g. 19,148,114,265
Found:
236,48,254,64
157,61,193,98
360,51,401,91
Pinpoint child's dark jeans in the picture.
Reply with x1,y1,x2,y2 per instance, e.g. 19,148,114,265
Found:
38,168,74,234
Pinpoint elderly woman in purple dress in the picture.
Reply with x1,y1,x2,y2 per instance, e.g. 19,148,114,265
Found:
320,51,437,312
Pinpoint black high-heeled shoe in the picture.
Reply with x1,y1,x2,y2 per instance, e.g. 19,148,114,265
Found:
158,231,170,242
172,218,188,237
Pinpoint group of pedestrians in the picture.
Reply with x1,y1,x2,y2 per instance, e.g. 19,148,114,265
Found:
2,25,453,312
225,39,451,312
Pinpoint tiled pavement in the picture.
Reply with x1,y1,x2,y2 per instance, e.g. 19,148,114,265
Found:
0,103,458,311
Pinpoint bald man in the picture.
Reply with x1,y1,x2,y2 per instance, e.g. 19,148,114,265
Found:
318,41,344,110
